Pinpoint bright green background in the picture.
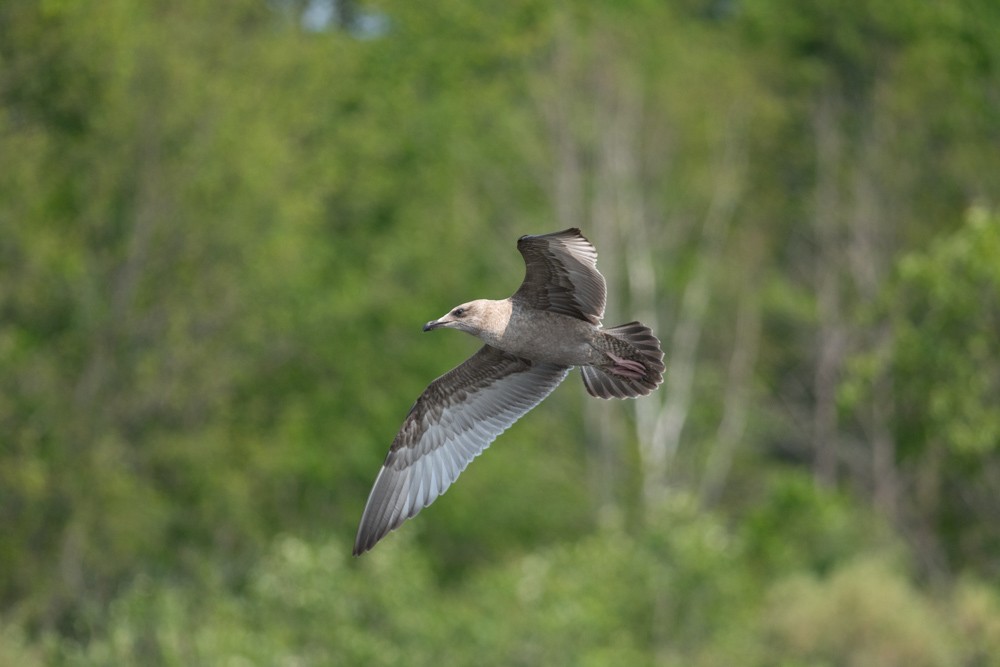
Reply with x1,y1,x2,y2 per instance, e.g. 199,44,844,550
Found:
2,1,1000,664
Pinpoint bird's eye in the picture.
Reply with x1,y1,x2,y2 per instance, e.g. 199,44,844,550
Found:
453,307,466,317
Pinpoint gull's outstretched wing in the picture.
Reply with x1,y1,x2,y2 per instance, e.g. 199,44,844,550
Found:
512,228,606,324
353,345,569,555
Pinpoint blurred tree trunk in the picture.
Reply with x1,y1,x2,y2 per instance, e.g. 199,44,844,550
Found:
812,82,846,488
543,21,625,522
847,109,898,522
589,64,667,506
700,289,761,506
634,116,746,509
573,38,749,511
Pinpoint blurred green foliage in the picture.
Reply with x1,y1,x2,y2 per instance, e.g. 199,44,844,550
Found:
1,0,1000,663
22,504,1000,666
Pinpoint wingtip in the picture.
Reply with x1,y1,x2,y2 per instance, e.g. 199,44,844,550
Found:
352,526,381,556
352,532,367,556
353,510,389,557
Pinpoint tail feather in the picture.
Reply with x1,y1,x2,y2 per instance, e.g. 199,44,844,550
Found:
581,321,664,399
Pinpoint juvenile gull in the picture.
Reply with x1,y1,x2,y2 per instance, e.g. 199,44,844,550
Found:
353,228,664,555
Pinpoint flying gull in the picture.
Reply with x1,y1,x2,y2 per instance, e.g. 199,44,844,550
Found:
353,228,664,555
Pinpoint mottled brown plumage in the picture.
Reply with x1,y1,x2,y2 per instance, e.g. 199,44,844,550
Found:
354,229,664,555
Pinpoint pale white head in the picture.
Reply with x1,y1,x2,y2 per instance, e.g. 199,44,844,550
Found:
423,299,492,336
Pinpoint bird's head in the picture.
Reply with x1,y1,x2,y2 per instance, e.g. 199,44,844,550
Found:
423,300,489,336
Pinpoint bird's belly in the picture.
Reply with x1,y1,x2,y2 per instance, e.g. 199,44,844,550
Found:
491,312,599,366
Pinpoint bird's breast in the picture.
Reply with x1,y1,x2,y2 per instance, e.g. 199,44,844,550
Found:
491,309,599,366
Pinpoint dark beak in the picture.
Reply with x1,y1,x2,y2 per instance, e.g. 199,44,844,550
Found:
423,320,441,332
